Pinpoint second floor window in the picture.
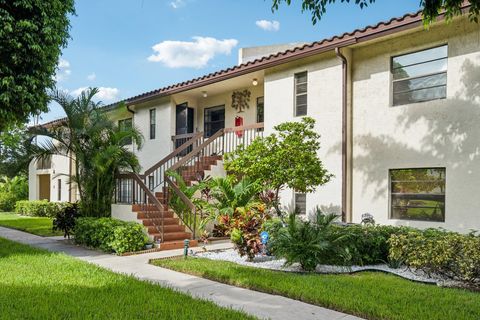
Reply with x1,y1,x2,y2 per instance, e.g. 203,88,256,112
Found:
392,45,448,106
294,71,308,116
149,109,156,140
118,118,133,145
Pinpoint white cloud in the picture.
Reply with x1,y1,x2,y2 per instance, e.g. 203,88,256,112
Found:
255,20,280,32
147,36,238,68
71,87,120,102
87,73,96,81
170,0,185,9
54,59,71,82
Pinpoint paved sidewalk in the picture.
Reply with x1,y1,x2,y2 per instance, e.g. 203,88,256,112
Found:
0,226,362,320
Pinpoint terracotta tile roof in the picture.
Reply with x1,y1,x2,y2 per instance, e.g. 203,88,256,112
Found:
40,4,470,126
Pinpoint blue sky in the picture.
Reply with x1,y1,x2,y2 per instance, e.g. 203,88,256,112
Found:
41,0,420,123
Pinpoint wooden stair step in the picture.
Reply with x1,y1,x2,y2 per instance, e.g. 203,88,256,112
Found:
142,217,180,226
137,211,174,219
159,240,198,251
146,225,185,233
153,232,193,242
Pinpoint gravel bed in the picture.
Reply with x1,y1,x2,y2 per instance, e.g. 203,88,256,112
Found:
194,249,459,287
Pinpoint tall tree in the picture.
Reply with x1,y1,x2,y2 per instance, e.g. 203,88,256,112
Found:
0,0,75,130
30,88,143,217
0,124,30,177
271,0,480,25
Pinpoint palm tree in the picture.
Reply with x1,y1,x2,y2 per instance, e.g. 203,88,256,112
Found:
29,88,143,217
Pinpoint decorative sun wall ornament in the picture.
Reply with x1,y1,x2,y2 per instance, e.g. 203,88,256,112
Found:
231,89,251,113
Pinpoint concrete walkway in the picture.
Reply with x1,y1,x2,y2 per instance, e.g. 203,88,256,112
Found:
0,226,362,320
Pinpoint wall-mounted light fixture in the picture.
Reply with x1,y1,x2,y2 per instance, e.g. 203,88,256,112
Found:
202,91,208,98
252,78,258,86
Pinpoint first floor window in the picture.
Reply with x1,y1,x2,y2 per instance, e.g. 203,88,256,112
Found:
204,105,225,138
57,179,62,201
390,168,445,222
118,118,133,145
294,192,307,215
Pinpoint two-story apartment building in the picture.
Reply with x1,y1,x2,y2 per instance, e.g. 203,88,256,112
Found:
30,6,480,237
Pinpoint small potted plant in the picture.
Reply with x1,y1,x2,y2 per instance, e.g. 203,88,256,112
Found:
145,241,154,250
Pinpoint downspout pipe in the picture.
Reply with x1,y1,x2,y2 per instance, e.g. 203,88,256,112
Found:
335,47,348,223
126,104,135,114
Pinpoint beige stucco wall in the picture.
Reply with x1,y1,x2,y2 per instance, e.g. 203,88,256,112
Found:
196,84,264,131
28,154,72,202
351,17,480,232
130,98,175,171
264,53,344,216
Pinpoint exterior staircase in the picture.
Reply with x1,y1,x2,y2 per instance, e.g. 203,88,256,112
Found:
115,123,264,251
131,155,222,250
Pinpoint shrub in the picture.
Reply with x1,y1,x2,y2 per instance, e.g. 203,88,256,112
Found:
110,224,149,254
389,230,480,287
74,217,148,254
0,176,28,211
53,203,79,239
227,205,270,261
329,224,413,266
273,211,347,271
15,200,68,218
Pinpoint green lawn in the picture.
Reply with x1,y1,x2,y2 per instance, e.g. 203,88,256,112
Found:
0,212,62,236
0,237,254,320
153,257,480,320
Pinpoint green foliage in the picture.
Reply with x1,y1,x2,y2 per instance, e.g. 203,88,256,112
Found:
0,238,254,319
329,224,413,266
14,200,67,218
226,206,270,261
154,257,480,320
204,176,261,216
273,210,345,271
52,203,78,239
0,125,31,177
74,217,148,254
0,175,28,211
389,230,480,287
271,0,480,25
224,117,332,214
0,0,75,129
29,88,144,217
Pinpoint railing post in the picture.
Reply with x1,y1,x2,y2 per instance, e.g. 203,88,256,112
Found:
193,207,196,239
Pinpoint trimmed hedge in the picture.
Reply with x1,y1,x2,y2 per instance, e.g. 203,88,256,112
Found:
15,200,68,218
74,218,148,254
389,230,480,287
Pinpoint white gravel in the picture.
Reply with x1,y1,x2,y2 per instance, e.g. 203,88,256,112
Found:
194,249,460,287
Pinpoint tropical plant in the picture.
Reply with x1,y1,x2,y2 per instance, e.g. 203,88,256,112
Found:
228,205,270,261
0,175,28,211
273,209,345,271
29,88,143,217
224,117,332,215
0,0,75,130
52,202,78,239
200,176,261,230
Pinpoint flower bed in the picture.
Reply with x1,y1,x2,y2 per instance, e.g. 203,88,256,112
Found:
194,249,459,287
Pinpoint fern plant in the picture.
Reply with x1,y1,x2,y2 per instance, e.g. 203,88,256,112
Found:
273,208,346,271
